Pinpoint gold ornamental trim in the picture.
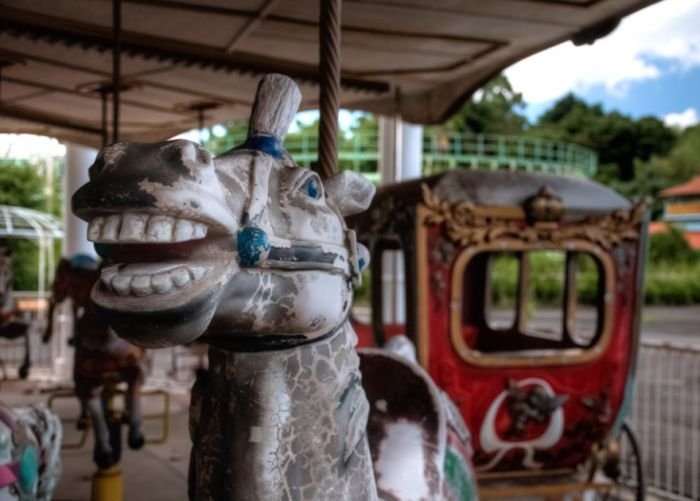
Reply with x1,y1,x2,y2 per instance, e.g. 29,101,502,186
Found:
421,184,645,250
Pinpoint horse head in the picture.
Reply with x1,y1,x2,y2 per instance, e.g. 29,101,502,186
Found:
72,74,374,349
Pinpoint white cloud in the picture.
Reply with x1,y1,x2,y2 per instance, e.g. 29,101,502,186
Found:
663,107,699,128
505,0,700,103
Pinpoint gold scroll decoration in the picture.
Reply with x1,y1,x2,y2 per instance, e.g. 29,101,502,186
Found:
421,184,644,251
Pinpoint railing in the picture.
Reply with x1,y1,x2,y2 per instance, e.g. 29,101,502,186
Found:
206,131,598,180
622,340,700,500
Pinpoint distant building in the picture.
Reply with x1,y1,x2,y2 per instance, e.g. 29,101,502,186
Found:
652,176,700,249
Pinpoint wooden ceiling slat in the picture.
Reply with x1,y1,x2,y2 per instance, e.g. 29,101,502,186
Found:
0,0,658,141
0,5,389,93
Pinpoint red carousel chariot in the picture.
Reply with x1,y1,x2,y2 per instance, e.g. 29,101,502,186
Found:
351,169,647,499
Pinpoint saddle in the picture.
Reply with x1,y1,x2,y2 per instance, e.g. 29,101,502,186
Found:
359,338,478,501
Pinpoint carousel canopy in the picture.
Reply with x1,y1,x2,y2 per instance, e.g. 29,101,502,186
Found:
0,0,656,147
0,205,64,240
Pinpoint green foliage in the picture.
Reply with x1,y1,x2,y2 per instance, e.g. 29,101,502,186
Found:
648,226,697,264
530,94,676,180
651,125,700,185
488,247,700,306
0,160,47,209
644,261,700,305
0,160,50,291
437,74,527,134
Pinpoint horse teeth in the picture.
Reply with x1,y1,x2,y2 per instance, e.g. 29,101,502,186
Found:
173,219,194,242
189,266,207,280
130,275,153,296
146,216,174,242
170,268,191,288
119,213,149,241
112,275,132,296
89,213,209,243
102,214,122,242
151,273,173,294
193,223,207,239
88,217,105,241
100,265,119,291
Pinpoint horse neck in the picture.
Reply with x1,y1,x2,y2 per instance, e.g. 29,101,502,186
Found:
191,322,377,501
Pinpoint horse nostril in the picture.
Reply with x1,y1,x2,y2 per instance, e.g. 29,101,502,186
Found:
237,226,270,267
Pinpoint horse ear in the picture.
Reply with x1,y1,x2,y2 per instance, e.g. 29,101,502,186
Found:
324,171,375,217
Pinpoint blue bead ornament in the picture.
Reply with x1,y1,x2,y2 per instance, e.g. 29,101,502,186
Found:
237,226,271,267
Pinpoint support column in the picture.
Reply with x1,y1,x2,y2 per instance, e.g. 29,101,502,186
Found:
400,122,423,180
377,116,423,329
64,144,97,259
52,143,98,381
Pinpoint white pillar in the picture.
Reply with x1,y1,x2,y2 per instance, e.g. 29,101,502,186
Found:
400,123,423,180
378,115,398,185
52,143,98,381
64,143,97,258
377,117,423,327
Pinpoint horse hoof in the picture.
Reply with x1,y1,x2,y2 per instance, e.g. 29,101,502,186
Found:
18,365,29,379
94,449,118,470
128,431,145,450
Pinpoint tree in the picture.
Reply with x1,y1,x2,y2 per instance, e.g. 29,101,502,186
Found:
530,94,676,180
0,160,49,290
439,74,527,134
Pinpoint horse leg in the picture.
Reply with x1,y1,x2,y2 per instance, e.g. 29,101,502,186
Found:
125,379,145,450
19,327,30,379
85,393,117,469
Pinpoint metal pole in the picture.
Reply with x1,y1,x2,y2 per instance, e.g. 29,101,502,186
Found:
317,0,342,180
100,90,108,147
112,0,122,143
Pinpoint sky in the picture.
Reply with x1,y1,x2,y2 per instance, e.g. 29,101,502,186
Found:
505,0,700,127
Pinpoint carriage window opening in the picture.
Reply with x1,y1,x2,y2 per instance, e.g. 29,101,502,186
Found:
522,251,565,341
567,253,601,347
457,247,606,356
381,249,406,326
484,252,518,331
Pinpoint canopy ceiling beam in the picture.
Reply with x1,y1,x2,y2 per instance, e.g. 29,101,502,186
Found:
225,0,282,54
0,104,103,135
0,6,389,94
121,0,508,45
0,49,254,108
0,75,193,116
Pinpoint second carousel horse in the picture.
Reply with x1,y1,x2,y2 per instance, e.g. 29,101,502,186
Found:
0,246,31,379
44,255,146,468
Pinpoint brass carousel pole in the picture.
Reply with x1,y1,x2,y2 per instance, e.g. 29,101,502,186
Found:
316,0,342,180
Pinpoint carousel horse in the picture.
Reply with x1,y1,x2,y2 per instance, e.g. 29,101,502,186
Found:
72,74,479,500
0,246,31,379
44,254,146,469
0,401,62,500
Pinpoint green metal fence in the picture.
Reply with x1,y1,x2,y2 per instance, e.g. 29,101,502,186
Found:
207,130,598,180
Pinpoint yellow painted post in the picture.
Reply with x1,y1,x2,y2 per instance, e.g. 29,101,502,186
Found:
91,466,123,501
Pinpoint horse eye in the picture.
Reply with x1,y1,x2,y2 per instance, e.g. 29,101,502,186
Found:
304,178,321,199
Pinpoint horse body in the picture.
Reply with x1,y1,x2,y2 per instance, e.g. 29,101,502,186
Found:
73,74,478,499
0,247,31,379
46,256,146,468
0,401,62,500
